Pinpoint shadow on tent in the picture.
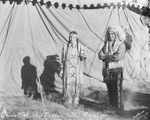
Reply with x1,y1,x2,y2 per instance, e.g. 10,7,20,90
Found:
40,54,61,95
21,56,41,100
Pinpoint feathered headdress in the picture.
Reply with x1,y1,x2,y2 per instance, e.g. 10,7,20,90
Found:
106,25,126,42
106,25,132,51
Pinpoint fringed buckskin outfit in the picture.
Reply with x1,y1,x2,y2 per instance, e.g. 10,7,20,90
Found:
61,42,86,106
98,25,132,110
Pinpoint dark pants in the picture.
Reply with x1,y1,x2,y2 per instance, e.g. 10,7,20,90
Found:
106,78,124,110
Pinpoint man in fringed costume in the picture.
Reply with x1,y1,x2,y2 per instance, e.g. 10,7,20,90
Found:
98,25,132,110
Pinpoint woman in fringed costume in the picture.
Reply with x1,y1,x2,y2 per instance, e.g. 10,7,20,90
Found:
60,31,86,108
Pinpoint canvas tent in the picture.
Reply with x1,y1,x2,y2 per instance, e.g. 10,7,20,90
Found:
0,0,150,96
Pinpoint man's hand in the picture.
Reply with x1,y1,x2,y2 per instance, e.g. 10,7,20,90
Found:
59,70,63,77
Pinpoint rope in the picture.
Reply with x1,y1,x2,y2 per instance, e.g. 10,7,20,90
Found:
77,0,103,42
118,5,121,26
0,3,15,56
76,0,116,85
84,73,104,83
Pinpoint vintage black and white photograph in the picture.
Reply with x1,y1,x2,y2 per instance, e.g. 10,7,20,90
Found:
0,0,150,120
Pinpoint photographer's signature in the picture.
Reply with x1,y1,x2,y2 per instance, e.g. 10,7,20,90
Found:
133,110,149,120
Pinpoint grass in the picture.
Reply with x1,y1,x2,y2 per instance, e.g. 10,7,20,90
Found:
0,87,150,120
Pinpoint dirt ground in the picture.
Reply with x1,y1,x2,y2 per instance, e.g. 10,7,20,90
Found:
0,85,150,120
81,87,150,120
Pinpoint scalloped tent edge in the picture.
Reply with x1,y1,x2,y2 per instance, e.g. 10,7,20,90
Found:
0,0,145,9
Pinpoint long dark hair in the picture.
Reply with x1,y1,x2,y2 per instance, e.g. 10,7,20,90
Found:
67,31,79,49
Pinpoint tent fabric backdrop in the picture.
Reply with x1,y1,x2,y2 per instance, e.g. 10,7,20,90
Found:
0,1,150,96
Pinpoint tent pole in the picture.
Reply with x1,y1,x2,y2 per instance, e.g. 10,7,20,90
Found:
37,76,47,120
26,3,47,119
